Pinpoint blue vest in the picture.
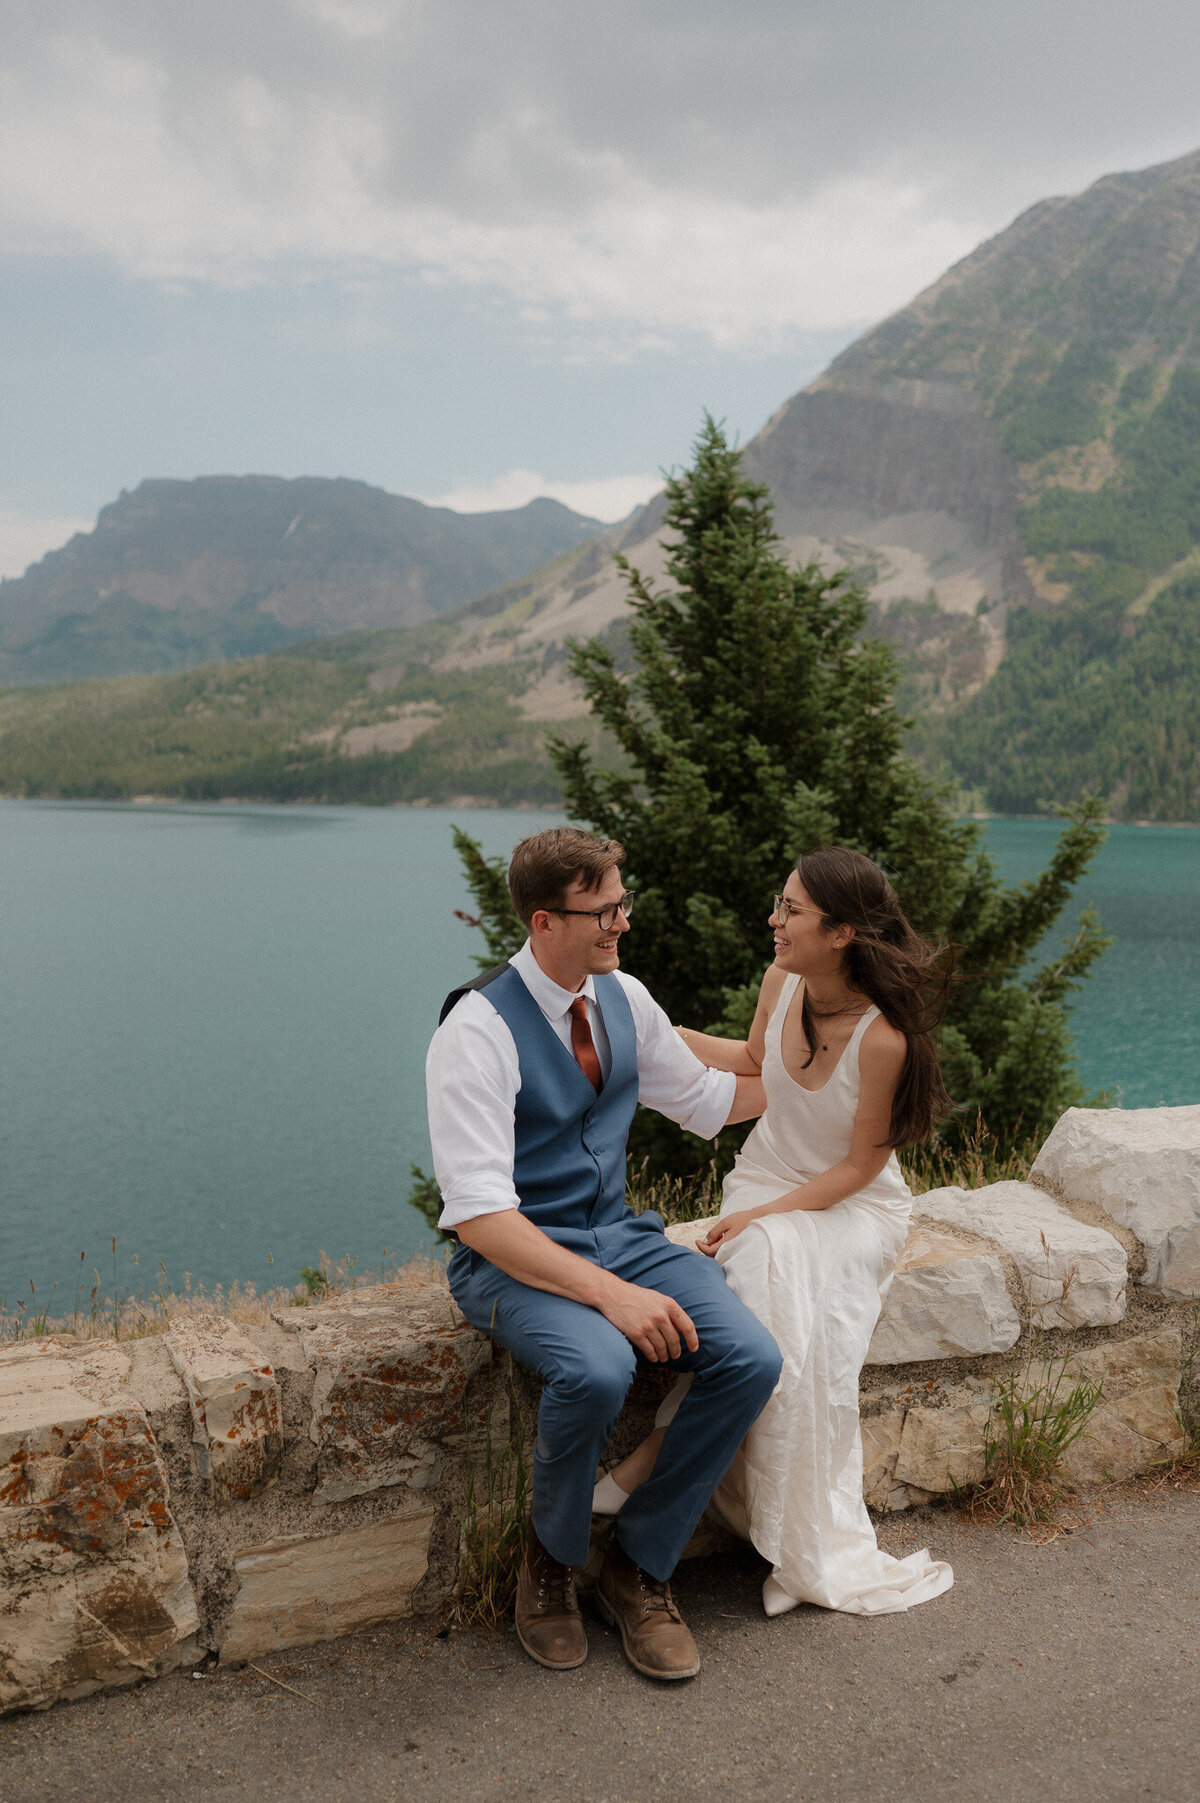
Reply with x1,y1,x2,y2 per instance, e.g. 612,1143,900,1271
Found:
465,965,639,1234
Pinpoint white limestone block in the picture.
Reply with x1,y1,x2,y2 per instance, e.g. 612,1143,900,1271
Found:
866,1226,1020,1364
914,1181,1127,1329
219,1513,435,1664
278,1280,490,1506
0,1342,199,1714
1032,1104,1200,1298
894,1395,992,1494
1055,1328,1185,1485
860,1407,905,1510
664,1217,715,1253
167,1317,282,1499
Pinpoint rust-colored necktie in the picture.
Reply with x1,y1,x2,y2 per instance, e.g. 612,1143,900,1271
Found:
568,996,602,1092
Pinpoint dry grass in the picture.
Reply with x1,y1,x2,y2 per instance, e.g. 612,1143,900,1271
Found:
626,1158,723,1226
621,1120,1040,1230
901,1116,1039,1195
1,1241,447,1345
450,1356,531,1630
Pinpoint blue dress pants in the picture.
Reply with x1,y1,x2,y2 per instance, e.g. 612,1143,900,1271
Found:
448,1211,782,1581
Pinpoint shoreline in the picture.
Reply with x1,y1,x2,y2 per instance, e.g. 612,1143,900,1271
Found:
3,794,1200,828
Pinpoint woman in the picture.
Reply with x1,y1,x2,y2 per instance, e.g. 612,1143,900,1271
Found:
594,846,955,1617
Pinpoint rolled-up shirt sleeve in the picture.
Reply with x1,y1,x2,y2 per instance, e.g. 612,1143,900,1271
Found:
616,973,736,1139
425,995,523,1232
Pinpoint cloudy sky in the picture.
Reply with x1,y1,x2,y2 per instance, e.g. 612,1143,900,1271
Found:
2,0,1200,573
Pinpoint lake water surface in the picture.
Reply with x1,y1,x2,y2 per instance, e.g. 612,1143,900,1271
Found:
1,802,1196,1312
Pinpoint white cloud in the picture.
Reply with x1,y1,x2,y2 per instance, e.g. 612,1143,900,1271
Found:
422,469,661,522
2,3,1198,355
0,33,979,345
0,512,94,581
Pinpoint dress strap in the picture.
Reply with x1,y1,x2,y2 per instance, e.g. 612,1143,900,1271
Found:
767,972,802,1049
847,1004,881,1065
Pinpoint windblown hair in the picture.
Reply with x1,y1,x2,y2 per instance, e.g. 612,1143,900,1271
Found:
793,846,952,1148
508,827,626,926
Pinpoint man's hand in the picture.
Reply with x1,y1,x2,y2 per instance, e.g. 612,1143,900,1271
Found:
598,1279,699,1362
456,1207,698,1361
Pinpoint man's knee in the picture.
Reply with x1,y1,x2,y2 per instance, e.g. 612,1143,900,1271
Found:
549,1341,637,1421
746,1325,783,1401
708,1310,781,1401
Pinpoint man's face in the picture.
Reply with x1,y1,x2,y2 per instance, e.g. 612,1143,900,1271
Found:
534,866,631,985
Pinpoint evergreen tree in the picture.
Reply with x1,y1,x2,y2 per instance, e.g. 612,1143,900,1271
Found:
455,418,1109,1169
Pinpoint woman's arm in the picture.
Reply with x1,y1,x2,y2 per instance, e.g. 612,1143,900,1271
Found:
675,966,784,1075
699,1018,907,1251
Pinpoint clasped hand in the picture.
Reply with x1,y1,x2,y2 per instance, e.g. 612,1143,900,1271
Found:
698,1207,762,1255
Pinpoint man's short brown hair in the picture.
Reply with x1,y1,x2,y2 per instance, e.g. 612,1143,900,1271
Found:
508,827,626,927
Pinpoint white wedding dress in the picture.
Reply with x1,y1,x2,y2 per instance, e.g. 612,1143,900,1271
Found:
663,973,953,1616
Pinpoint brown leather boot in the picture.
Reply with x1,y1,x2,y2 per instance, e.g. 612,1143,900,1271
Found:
595,1541,700,1681
514,1519,587,1670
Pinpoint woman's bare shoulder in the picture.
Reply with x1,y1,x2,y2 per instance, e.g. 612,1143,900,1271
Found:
860,1011,907,1071
758,963,788,1005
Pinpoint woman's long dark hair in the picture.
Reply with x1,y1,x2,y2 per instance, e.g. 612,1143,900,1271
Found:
792,846,952,1148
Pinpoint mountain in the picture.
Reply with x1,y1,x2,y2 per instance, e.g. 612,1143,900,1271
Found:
751,145,1200,593
429,147,1200,820
6,149,1200,816
0,476,603,685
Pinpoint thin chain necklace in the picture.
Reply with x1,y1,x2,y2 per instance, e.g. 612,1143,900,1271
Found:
806,995,870,1054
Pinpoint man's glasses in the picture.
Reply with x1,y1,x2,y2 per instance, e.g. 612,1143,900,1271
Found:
551,890,637,932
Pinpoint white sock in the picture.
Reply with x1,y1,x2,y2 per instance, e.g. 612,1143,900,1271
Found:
762,1575,800,1618
591,1472,630,1516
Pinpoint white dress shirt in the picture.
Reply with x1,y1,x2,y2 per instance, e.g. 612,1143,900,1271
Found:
426,938,736,1231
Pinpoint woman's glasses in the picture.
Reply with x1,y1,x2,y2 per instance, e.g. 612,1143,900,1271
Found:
771,895,823,923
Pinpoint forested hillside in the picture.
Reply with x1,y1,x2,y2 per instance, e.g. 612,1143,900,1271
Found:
0,626,569,806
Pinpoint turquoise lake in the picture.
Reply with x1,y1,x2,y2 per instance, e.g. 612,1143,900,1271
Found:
1,801,1197,1314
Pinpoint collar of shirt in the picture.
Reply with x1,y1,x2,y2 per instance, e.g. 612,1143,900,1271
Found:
510,938,599,1024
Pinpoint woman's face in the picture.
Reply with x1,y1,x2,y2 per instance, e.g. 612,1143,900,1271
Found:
769,873,846,974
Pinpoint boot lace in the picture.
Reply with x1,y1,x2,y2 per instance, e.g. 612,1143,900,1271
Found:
535,1557,576,1613
637,1571,682,1623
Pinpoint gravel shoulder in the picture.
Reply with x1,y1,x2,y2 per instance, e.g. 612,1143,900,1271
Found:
2,1480,1198,1803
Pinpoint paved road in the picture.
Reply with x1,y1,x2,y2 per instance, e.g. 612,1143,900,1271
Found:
2,1483,1197,1803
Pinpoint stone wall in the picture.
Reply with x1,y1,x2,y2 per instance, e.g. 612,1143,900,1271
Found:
3,1104,1197,1715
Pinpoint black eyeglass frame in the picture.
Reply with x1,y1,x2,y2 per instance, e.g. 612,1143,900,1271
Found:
549,890,637,931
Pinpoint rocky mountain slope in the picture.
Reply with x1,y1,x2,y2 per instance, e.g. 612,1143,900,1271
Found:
0,476,602,685
436,146,1200,818
751,144,1200,606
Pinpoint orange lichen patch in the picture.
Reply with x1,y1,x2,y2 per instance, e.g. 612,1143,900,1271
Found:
4,1411,176,1573
290,1282,491,1506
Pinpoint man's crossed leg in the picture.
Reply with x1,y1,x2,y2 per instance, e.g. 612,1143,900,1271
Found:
451,1217,781,1679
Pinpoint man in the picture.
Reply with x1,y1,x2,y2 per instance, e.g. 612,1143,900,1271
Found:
426,827,781,1681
